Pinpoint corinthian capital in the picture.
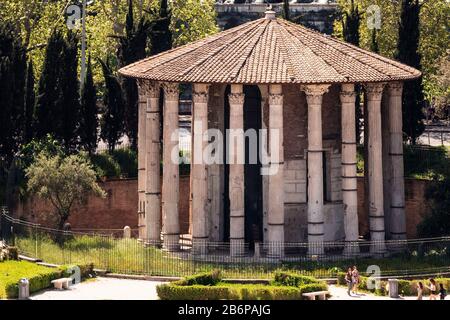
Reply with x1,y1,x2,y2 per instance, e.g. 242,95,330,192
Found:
269,93,283,106
301,84,330,105
162,82,179,101
138,80,160,99
228,92,245,105
192,84,210,104
387,81,403,97
365,82,386,101
340,83,356,104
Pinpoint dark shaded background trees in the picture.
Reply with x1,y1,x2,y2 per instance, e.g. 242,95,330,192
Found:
396,0,425,144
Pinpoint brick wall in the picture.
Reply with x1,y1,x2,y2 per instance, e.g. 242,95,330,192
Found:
16,176,191,234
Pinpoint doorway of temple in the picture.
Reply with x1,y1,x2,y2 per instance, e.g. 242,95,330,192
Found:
223,85,263,248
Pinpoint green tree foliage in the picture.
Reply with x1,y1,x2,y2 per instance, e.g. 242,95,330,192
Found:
26,152,106,230
417,176,450,237
335,0,449,131
34,30,66,140
150,0,172,55
35,29,81,151
59,31,81,151
79,56,99,154
0,22,27,165
24,60,36,145
99,57,125,153
396,0,425,144
170,0,218,47
116,0,151,150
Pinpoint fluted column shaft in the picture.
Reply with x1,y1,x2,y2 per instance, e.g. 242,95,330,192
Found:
162,82,180,251
340,84,360,254
388,82,406,240
302,84,330,256
228,84,245,257
366,82,387,254
137,81,147,239
267,84,284,258
144,81,161,243
192,83,210,254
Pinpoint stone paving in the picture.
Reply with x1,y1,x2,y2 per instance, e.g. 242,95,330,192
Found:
30,277,163,300
30,277,446,300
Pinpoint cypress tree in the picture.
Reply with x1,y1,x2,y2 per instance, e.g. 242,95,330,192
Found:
116,0,151,151
283,0,290,22
341,0,362,143
59,31,80,152
99,57,125,153
35,30,65,140
370,28,379,54
150,0,172,56
396,0,425,144
24,60,35,144
79,55,98,154
0,22,27,165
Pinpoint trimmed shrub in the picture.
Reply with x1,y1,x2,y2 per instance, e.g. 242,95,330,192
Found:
239,286,302,300
273,272,320,287
175,270,222,286
298,283,329,295
157,284,234,300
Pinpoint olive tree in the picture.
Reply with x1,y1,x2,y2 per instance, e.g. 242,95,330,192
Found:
25,152,106,230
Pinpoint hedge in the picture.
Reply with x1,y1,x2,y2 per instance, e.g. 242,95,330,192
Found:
157,271,328,300
337,272,450,296
0,261,94,299
273,272,321,287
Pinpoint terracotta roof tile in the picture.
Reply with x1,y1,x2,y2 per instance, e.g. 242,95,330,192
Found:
119,15,421,84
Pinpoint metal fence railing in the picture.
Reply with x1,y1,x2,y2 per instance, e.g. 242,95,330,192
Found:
1,211,450,279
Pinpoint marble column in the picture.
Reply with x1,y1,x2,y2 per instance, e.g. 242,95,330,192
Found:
162,82,180,251
267,84,285,258
191,83,210,255
137,80,147,239
302,84,330,256
387,82,406,241
340,84,360,254
144,81,161,244
228,84,245,257
366,82,387,254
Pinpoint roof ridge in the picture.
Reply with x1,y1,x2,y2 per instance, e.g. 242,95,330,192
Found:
179,20,266,79
273,22,296,82
229,19,270,82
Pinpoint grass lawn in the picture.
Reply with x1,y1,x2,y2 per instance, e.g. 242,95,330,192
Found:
0,260,64,299
13,235,450,279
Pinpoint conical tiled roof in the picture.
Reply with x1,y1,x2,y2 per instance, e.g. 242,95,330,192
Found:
119,12,421,84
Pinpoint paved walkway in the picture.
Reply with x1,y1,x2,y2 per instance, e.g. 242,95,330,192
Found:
328,285,418,300
31,277,164,300
30,278,434,300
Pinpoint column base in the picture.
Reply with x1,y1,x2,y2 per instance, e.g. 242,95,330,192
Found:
192,238,208,256
308,240,324,257
343,241,360,256
163,234,180,252
370,241,387,257
265,242,285,259
230,239,245,257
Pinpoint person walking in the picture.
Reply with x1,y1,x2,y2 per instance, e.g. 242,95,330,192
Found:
417,282,424,300
427,279,438,300
439,283,447,300
345,267,353,296
352,266,360,295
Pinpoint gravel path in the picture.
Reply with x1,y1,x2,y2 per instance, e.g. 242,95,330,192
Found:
30,277,164,300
